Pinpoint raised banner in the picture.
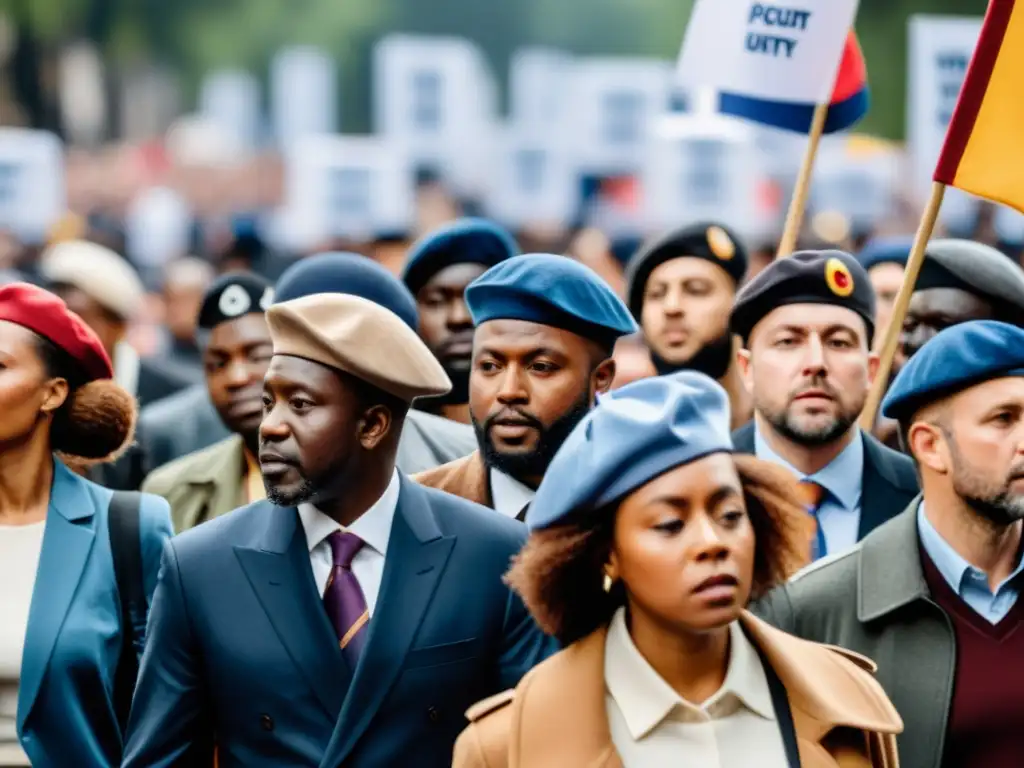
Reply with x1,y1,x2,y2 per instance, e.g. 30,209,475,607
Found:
567,58,674,175
200,69,261,151
509,48,575,131
271,47,338,147
677,0,860,104
282,136,414,247
0,129,64,244
486,128,577,229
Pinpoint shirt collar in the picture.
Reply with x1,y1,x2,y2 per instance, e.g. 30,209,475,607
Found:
603,608,775,741
754,426,864,511
489,468,536,519
297,470,401,557
917,501,1024,595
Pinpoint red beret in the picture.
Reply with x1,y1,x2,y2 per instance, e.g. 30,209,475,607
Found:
0,283,114,381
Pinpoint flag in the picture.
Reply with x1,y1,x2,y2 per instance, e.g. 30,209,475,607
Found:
934,0,1024,214
719,32,869,134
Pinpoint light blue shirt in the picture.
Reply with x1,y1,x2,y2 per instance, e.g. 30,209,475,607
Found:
754,427,864,556
916,502,1024,624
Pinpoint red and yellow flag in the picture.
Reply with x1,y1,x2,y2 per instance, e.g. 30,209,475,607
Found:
934,0,1024,212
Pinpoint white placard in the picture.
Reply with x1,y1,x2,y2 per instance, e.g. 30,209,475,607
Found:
282,136,414,246
643,114,766,240
200,69,261,151
125,187,193,268
486,128,578,229
509,48,574,130
677,0,860,104
906,16,982,205
271,47,337,146
809,138,902,233
567,57,675,174
0,129,64,244
372,35,497,193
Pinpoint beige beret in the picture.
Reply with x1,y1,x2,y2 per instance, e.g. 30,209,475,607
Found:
40,240,145,320
267,293,452,402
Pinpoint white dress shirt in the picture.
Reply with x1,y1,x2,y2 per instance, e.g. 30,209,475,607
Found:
604,607,789,768
489,469,535,519
297,470,400,616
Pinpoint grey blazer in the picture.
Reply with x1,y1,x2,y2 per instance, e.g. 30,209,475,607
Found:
753,501,955,768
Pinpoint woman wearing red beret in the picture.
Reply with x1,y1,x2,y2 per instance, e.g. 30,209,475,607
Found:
0,284,172,767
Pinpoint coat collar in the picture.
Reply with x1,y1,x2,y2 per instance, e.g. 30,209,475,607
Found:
857,500,929,622
413,450,491,508
510,611,901,767
175,436,246,530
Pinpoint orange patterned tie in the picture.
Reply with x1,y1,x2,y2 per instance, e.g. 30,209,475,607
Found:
797,480,828,560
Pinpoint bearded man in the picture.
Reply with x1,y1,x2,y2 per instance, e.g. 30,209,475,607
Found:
755,319,1024,768
730,249,918,559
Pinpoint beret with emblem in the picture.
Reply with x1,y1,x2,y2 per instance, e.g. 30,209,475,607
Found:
197,272,274,331
625,222,748,319
730,250,876,344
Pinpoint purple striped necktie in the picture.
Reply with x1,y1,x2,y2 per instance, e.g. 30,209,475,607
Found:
323,531,370,665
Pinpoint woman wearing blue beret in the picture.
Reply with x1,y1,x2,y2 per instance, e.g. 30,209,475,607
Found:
452,372,902,768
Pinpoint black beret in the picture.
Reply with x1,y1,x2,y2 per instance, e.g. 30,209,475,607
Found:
730,250,876,343
197,272,274,331
401,218,519,297
625,222,748,319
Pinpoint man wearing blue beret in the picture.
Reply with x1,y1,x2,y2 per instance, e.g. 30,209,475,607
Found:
756,319,1024,768
415,254,637,519
402,219,519,425
730,250,918,559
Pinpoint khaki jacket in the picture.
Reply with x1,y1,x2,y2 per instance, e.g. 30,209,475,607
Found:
141,435,247,533
413,450,490,507
453,612,902,768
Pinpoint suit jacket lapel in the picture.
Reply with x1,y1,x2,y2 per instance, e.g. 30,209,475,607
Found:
18,461,97,730
731,420,756,454
234,502,350,719
857,434,903,539
322,477,456,766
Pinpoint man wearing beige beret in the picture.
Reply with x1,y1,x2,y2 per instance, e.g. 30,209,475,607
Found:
123,292,557,768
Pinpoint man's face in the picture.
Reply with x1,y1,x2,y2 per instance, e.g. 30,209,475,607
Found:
941,377,1024,525
640,257,734,365
51,285,125,358
417,263,489,376
259,355,363,507
203,313,273,445
739,303,877,446
867,262,905,350
898,288,995,372
470,319,612,485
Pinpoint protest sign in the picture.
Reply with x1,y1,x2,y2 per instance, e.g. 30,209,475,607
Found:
677,0,860,104
125,187,193,270
271,47,338,146
486,128,578,229
0,129,64,244
567,57,674,175
509,48,575,131
281,135,414,247
809,137,902,235
200,69,261,151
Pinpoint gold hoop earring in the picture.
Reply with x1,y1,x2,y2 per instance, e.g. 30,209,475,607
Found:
603,573,614,593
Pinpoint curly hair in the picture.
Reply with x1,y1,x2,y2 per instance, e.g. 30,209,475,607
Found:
505,454,813,646
34,334,137,466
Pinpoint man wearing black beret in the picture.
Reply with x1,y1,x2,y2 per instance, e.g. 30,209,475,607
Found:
731,250,918,559
402,218,519,425
625,222,752,429
142,272,275,531
756,320,1024,768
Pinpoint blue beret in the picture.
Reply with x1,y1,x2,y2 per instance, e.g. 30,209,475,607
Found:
402,218,519,297
465,254,637,349
197,272,274,331
275,252,419,331
881,320,1024,421
857,236,912,272
526,371,734,530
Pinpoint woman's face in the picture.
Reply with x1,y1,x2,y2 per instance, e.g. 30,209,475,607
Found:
608,452,755,634
0,321,66,443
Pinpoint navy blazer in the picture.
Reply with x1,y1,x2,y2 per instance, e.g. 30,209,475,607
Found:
122,475,558,768
17,460,172,766
731,422,920,540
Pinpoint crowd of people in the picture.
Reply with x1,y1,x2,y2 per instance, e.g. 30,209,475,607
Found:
0,206,1022,768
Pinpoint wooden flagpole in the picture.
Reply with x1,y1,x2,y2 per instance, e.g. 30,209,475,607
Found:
858,181,947,431
776,103,829,259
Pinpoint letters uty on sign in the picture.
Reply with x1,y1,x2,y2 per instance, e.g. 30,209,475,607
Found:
746,5,813,59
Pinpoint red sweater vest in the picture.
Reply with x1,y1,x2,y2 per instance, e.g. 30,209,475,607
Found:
921,549,1024,768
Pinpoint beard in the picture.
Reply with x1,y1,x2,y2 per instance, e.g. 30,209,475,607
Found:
266,475,317,508
650,331,734,380
948,437,1024,526
473,389,592,486
758,377,864,447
